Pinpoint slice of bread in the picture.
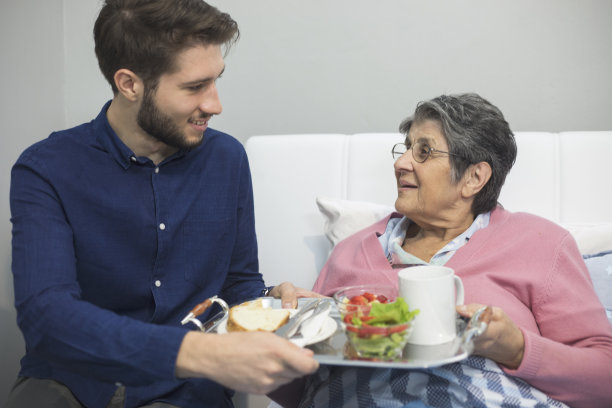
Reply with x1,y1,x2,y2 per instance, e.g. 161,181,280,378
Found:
226,299,291,332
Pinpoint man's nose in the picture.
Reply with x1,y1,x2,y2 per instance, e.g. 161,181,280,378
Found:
200,83,223,115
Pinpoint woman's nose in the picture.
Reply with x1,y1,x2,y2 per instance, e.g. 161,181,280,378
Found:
394,148,415,171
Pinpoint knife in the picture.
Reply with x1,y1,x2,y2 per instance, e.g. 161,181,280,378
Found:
275,298,321,338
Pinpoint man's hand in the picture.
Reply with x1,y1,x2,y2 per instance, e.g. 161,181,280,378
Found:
456,303,525,369
176,331,319,394
269,281,325,308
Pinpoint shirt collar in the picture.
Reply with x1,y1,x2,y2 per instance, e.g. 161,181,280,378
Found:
380,212,491,266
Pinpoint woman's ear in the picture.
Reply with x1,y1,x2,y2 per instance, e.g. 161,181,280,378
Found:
461,161,492,198
113,69,143,102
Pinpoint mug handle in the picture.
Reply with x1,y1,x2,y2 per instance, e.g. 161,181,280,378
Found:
454,275,464,305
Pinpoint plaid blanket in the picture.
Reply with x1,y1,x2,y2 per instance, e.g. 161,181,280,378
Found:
297,356,569,408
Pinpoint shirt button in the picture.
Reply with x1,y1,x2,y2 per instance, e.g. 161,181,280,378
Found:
130,156,137,162
159,223,166,230
155,280,161,287
155,167,159,174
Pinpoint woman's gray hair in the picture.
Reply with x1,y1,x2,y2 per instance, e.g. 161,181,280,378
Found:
399,93,517,215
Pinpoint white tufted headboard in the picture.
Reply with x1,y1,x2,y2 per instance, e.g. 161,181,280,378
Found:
245,132,612,290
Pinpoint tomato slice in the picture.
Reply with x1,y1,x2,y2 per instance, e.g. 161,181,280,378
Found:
358,323,388,336
362,292,377,302
343,314,355,324
386,324,408,334
346,325,360,333
346,304,358,312
349,295,368,305
376,295,389,303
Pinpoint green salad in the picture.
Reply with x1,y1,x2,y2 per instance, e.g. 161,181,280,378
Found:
341,293,419,360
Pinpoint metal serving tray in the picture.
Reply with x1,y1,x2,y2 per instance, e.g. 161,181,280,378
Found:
202,298,477,369
306,302,472,369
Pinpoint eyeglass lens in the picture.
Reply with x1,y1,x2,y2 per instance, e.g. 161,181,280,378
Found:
392,142,430,163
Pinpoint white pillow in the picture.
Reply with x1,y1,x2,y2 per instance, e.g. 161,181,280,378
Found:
315,196,395,247
316,197,612,255
583,251,612,325
316,197,612,325
563,223,612,255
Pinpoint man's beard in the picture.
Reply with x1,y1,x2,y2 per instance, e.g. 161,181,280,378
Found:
137,87,205,151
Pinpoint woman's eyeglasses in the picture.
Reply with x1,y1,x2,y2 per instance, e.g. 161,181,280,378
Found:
391,142,465,163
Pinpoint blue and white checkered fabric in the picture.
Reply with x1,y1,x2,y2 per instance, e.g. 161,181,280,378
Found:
297,356,569,408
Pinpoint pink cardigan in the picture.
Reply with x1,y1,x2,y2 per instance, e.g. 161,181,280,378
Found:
313,207,612,408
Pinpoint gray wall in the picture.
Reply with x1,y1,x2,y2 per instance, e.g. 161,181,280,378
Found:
0,0,66,402
1,0,611,404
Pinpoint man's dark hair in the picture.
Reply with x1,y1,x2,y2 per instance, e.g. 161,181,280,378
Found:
94,0,239,93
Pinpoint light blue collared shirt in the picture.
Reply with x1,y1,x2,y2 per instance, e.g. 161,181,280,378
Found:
379,212,491,266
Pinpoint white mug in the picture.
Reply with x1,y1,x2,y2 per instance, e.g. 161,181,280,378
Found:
398,265,464,345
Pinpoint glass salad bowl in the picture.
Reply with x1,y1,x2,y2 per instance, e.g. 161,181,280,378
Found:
333,285,419,360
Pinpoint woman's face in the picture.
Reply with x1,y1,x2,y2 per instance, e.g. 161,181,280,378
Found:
393,119,465,226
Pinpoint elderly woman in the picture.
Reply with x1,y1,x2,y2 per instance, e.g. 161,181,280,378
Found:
280,94,612,408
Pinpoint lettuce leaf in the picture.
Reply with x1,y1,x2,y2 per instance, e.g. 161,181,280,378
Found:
352,297,419,326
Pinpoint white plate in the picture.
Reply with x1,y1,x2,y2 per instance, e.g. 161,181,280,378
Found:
216,312,337,347
293,316,337,346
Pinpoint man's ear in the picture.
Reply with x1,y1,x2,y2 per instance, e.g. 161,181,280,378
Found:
113,69,143,102
461,161,492,198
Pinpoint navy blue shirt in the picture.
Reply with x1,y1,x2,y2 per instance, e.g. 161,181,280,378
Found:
10,102,265,407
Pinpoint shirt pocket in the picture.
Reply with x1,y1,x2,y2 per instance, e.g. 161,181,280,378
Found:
182,219,233,289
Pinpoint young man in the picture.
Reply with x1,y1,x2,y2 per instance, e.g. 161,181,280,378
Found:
7,1,318,407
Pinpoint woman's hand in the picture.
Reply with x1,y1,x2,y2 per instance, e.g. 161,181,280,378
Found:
457,303,525,369
269,282,326,308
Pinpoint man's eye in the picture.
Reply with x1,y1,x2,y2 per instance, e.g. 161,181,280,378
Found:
187,84,204,91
